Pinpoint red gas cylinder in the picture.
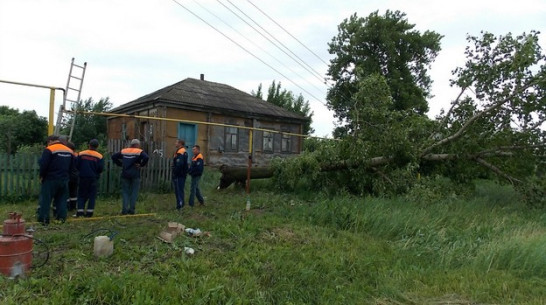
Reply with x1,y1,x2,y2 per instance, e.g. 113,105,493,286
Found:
0,212,33,278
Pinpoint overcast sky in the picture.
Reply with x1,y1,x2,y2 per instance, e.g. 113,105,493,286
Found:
1,0,545,137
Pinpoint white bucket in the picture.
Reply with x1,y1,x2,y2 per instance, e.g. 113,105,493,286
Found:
93,236,114,258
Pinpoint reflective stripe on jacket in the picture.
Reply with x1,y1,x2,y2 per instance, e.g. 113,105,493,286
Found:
172,147,188,178
111,147,149,179
77,149,104,179
189,153,204,177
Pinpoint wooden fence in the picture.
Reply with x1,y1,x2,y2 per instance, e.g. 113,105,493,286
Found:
0,153,174,200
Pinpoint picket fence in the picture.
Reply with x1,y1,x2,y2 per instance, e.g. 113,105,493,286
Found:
0,153,174,200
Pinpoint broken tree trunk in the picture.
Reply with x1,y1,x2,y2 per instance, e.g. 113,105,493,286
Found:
217,156,391,189
218,165,274,189
217,152,523,190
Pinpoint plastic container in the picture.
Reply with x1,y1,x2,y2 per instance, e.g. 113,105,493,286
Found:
93,236,113,258
184,228,202,237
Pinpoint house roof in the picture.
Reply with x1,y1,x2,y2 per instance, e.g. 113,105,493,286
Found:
110,78,308,122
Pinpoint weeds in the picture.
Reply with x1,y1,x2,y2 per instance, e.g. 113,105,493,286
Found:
0,173,544,304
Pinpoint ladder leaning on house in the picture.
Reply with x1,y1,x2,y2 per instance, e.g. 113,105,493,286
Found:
54,57,87,140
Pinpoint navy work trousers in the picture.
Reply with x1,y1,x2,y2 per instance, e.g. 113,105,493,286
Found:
38,179,69,224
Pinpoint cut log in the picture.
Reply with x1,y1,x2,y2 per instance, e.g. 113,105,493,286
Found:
218,165,274,189
217,157,389,189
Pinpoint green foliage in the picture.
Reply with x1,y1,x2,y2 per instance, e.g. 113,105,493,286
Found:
277,25,545,206
327,10,442,130
515,175,546,209
252,81,314,135
0,106,47,154
3,181,544,304
63,97,112,148
404,175,474,205
16,143,45,154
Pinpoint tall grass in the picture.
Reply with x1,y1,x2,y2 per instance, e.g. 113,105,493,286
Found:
0,173,544,304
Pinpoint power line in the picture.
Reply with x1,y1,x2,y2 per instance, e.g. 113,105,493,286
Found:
228,1,353,109
217,0,326,84
246,0,330,67
191,0,326,97
170,0,327,106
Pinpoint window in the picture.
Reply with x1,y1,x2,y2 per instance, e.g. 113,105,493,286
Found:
141,122,152,142
225,127,238,151
121,123,127,140
281,133,291,153
263,131,273,152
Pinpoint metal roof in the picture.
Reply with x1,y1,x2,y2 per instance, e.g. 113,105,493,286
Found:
110,78,308,122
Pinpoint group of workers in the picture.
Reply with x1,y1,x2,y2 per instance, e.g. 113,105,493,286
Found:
37,136,205,225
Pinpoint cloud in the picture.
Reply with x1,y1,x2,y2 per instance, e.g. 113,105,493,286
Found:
1,0,544,137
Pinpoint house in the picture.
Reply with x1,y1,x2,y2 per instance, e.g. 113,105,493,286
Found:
106,75,308,167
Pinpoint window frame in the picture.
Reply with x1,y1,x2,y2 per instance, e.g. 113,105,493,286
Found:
262,131,274,153
224,126,238,152
121,123,127,140
281,132,291,153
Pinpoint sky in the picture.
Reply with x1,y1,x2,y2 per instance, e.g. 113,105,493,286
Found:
0,0,545,137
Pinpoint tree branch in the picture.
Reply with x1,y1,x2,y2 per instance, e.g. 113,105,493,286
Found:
476,144,546,156
436,86,467,131
474,157,522,185
421,81,536,157
371,167,394,185
528,117,546,131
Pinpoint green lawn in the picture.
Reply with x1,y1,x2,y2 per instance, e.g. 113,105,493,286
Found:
0,172,544,304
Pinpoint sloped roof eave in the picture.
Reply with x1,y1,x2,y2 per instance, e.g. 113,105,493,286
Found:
108,78,310,122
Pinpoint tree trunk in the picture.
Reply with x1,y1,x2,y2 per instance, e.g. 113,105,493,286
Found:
218,165,274,189
217,152,519,189
217,156,390,189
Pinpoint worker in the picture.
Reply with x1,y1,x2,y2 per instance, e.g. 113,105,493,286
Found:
188,144,205,207
172,139,188,210
111,139,149,215
75,139,104,217
37,135,75,224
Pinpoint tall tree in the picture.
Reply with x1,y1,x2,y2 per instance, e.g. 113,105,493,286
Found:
327,10,442,135
251,83,263,100
253,81,315,135
0,106,47,154
65,97,113,148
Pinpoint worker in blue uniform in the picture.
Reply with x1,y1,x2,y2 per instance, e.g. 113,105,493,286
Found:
111,139,149,215
37,135,75,224
188,145,205,207
76,139,104,217
172,139,188,210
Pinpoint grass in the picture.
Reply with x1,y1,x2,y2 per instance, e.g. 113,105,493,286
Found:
0,171,545,304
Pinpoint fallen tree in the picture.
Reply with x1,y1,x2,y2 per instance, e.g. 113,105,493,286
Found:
234,29,545,207
218,15,546,207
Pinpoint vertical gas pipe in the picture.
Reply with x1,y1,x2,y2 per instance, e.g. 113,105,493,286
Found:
245,130,253,210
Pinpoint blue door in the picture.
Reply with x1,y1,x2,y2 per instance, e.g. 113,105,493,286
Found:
178,123,197,159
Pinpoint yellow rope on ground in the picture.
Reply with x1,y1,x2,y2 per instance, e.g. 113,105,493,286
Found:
0,213,157,229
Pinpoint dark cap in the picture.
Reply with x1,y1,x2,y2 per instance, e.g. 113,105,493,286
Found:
46,135,59,142
89,139,99,148
58,135,68,144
